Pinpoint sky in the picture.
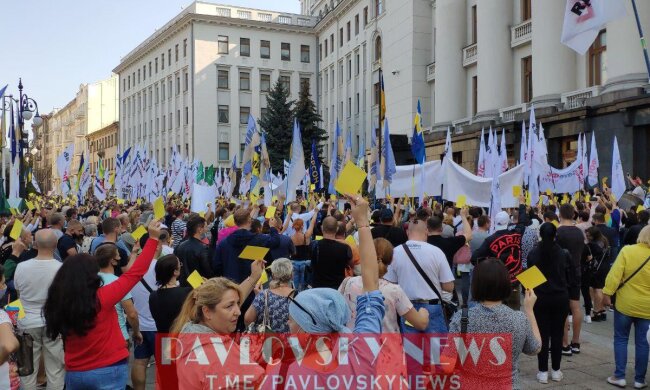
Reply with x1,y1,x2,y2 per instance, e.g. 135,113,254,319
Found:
0,0,301,116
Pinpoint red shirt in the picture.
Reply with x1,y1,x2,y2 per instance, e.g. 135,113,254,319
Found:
63,239,158,372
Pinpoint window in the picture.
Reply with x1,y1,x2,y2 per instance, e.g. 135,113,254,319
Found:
331,35,334,53
168,49,171,65
325,40,328,57
183,39,187,57
261,107,268,119
472,76,478,115
280,75,290,92
155,58,158,73
521,56,533,102
300,77,310,90
260,74,271,92
161,83,166,100
339,28,344,47
347,97,352,117
356,53,360,75
240,38,250,57
128,76,130,89
374,36,382,62
239,72,250,91
218,35,229,54
471,5,477,44
347,21,351,41
175,44,179,61
319,43,323,61
281,43,291,61
162,53,165,70
240,106,250,124
219,143,229,160
184,72,188,92
260,40,270,58
218,70,229,89
138,69,141,83
452,151,463,165
169,112,173,129
218,105,229,123
148,62,152,77
588,30,607,87
339,63,344,85
300,45,310,63
355,15,360,35
348,58,352,80
363,7,368,26
176,109,181,127
521,0,532,21
374,0,383,17
356,93,360,113
176,76,180,95
184,107,189,125
374,82,380,105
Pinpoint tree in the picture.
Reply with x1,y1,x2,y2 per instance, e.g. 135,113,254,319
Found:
259,80,294,172
293,80,327,167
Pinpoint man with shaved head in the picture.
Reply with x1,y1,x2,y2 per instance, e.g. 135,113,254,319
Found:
310,216,353,289
57,219,83,261
14,229,65,388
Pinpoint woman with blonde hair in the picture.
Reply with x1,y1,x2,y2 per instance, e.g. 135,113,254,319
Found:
339,237,429,332
171,260,266,389
244,258,294,333
603,225,650,389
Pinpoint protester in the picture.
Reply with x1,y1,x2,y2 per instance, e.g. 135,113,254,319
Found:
602,225,650,389
527,223,576,384
244,258,294,333
57,219,83,261
289,211,317,291
43,221,160,388
13,229,65,389
170,209,186,248
148,254,191,333
426,207,472,267
310,216,352,289
174,215,213,285
370,208,408,247
90,217,131,275
585,226,610,322
448,258,541,389
623,210,649,247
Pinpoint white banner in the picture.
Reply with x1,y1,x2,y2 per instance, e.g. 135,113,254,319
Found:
190,183,217,213
537,158,584,195
375,161,443,199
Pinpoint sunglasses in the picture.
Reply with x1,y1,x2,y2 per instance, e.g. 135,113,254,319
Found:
287,294,317,326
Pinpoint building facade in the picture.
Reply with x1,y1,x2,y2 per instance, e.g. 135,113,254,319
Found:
86,121,119,180
32,114,53,193
113,2,317,168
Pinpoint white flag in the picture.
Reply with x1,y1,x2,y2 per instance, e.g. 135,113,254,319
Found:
588,132,599,187
485,128,495,179
444,127,452,157
499,129,508,174
477,128,486,177
611,136,626,201
520,122,528,181
561,0,626,55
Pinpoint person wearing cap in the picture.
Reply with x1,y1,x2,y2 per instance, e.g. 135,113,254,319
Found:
370,208,408,248
471,198,529,310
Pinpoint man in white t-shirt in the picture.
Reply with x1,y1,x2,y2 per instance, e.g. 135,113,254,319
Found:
384,219,455,334
14,229,65,389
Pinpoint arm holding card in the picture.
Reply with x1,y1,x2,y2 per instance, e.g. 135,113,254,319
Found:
237,259,265,306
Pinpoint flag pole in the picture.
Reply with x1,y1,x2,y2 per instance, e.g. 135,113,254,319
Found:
631,0,650,83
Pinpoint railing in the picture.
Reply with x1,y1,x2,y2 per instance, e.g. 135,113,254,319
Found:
278,15,292,24
452,117,471,133
372,60,381,72
258,13,272,22
499,103,527,122
511,19,532,48
561,86,602,110
237,10,251,20
426,62,436,82
215,7,231,17
462,43,477,67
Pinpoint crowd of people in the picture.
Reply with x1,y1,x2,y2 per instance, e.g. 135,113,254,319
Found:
0,186,646,389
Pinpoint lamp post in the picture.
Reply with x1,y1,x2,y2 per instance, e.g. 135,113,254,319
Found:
1,79,42,198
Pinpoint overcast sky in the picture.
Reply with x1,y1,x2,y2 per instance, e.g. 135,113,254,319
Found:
0,0,301,116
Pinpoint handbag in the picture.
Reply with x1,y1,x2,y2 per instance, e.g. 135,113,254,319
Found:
402,244,458,326
453,244,472,265
15,331,34,377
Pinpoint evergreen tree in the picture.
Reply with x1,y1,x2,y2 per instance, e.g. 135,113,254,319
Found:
293,80,327,167
259,80,294,172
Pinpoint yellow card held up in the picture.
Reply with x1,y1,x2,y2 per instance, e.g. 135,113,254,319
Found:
131,226,148,241
310,184,315,191
10,220,23,240
637,205,646,213
456,195,467,208
265,206,277,219
187,270,204,289
345,235,356,246
272,196,278,203
516,266,547,290
334,161,366,195
239,246,269,261
512,186,522,198
25,201,34,210
315,235,323,241
117,198,125,205
9,208,17,216
153,197,165,220
6,299,25,319
257,270,269,285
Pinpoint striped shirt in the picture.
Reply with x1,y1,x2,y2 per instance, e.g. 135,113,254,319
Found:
171,218,187,248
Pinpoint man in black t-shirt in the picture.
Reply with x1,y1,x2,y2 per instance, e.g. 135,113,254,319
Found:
311,216,352,289
57,220,83,261
426,207,472,266
370,208,408,248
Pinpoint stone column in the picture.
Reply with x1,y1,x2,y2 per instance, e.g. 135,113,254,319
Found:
531,0,576,108
475,0,513,122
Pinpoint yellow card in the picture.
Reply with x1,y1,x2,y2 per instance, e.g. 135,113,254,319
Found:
512,186,522,198
187,270,204,289
6,299,25,319
516,266,547,290
545,189,552,196
167,191,174,198
310,184,315,191
602,177,609,188
272,196,278,203
315,235,323,241
525,191,531,206
131,225,148,241
239,246,269,261
334,161,366,195
137,198,142,206
345,235,356,246
586,194,591,202
199,211,205,218
258,270,269,285
9,220,23,240
9,208,17,216
250,192,259,204
265,206,277,219
456,195,467,208
25,201,34,210
637,205,646,213
117,198,125,205
330,194,336,201
153,197,165,220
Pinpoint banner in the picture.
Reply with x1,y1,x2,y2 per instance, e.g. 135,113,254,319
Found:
537,158,584,195
190,183,217,213
375,161,443,199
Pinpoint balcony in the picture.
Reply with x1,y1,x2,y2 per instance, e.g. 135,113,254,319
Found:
426,62,436,82
75,103,86,119
462,43,477,67
499,104,527,122
511,19,532,48
372,60,381,72
561,86,602,110
452,117,471,133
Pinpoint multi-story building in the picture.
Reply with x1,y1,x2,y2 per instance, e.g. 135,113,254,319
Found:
47,75,119,191
32,114,53,193
86,121,119,180
113,2,317,168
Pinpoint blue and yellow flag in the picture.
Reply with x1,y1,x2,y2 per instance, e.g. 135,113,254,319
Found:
411,99,425,164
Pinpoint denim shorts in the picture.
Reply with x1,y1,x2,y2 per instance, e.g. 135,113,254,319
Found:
134,331,157,359
66,360,128,389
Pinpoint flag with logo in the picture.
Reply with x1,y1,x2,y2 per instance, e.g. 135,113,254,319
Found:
561,0,626,54
611,136,626,201
588,132,599,187
381,118,396,190
309,139,322,191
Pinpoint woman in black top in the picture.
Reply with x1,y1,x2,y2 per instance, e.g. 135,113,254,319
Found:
148,254,192,333
289,211,318,291
585,226,609,321
527,223,577,383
